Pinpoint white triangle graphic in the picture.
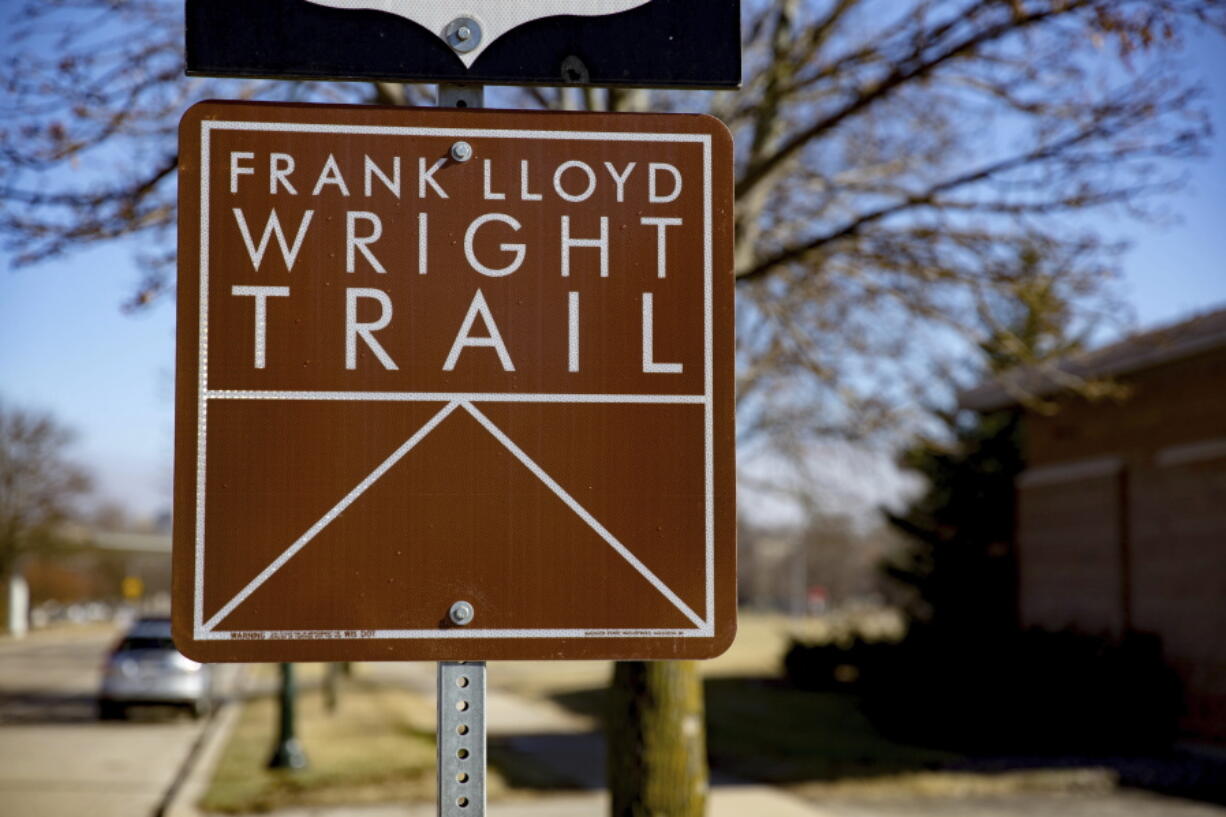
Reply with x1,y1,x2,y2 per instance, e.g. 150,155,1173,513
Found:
203,398,702,631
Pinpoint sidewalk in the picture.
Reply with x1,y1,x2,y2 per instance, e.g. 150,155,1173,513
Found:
166,661,829,817
165,662,1226,817
204,787,826,817
171,785,1226,817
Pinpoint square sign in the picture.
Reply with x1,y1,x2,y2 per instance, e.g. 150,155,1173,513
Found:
185,0,740,89
172,100,736,662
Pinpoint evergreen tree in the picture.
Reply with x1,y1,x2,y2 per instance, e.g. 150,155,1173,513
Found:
884,408,1023,635
885,246,1092,635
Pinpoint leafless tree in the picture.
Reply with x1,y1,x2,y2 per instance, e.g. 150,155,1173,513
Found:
3,2,1223,813
4,3,1222,441
0,401,92,619
0,0,431,307
6,1,1221,441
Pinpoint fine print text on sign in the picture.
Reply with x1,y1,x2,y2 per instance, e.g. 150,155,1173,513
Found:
172,101,736,662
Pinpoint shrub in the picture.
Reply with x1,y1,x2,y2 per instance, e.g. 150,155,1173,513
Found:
784,626,1183,753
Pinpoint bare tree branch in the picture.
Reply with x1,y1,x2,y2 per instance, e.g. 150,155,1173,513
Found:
1,0,1222,443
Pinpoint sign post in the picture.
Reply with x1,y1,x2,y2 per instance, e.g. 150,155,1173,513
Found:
437,660,486,815
174,4,740,813
267,662,309,770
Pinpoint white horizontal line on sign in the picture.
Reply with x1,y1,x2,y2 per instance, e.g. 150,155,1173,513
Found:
204,390,707,404
204,120,712,144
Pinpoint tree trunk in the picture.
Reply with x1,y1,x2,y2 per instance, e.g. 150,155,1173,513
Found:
606,660,708,817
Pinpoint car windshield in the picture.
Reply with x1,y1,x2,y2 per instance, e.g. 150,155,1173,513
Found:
117,636,177,652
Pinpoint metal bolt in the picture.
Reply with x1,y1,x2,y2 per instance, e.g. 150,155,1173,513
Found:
445,17,482,53
450,141,473,162
449,600,475,626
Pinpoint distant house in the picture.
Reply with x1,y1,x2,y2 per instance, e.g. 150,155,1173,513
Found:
22,525,172,618
961,307,1226,742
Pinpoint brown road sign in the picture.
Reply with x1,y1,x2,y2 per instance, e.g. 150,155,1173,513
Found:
173,100,735,662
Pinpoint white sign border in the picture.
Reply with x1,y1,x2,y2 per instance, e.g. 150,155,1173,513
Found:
191,118,716,643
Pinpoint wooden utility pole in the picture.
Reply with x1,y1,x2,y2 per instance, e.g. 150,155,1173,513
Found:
607,661,708,817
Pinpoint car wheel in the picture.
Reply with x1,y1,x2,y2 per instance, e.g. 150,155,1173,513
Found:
98,700,126,721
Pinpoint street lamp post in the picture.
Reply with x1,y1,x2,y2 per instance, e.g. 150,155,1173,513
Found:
267,662,308,770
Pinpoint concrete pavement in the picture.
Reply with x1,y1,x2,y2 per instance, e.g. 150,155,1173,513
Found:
167,787,1226,817
166,659,836,817
0,624,212,817
165,659,1226,817
186,787,830,817
7,627,1222,816
798,791,1226,817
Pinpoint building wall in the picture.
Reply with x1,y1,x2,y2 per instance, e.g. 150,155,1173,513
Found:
1025,346,1226,462
1017,345,1226,741
1131,453,1226,740
1017,471,1123,636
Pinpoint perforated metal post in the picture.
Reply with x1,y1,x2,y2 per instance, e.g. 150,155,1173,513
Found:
434,83,486,817
438,84,485,109
437,661,486,816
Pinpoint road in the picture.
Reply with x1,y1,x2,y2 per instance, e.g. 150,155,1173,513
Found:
0,624,210,817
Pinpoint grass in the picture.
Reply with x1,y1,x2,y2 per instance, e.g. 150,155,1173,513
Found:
493,611,962,789
704,678,957,783
545,676,958,786
198,612,1116,810
200,614,816,810
487,610,843,699
201,668,437,813
486,739,590,791
789,768,1117,800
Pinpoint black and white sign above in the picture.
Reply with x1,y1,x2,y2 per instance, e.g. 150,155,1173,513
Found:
185,0,740,89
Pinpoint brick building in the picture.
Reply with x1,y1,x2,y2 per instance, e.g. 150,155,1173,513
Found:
962,307,1226,742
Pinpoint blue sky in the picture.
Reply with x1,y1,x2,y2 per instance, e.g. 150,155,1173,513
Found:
1102,32,1226,325
2,34,1224,520
1,241,177,516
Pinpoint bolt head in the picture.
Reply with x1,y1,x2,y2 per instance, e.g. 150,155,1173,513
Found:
445,17,481,53
450,141,473,162
449,600,475,626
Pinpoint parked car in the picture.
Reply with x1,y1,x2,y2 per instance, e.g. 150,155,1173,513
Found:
97,616,214,719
